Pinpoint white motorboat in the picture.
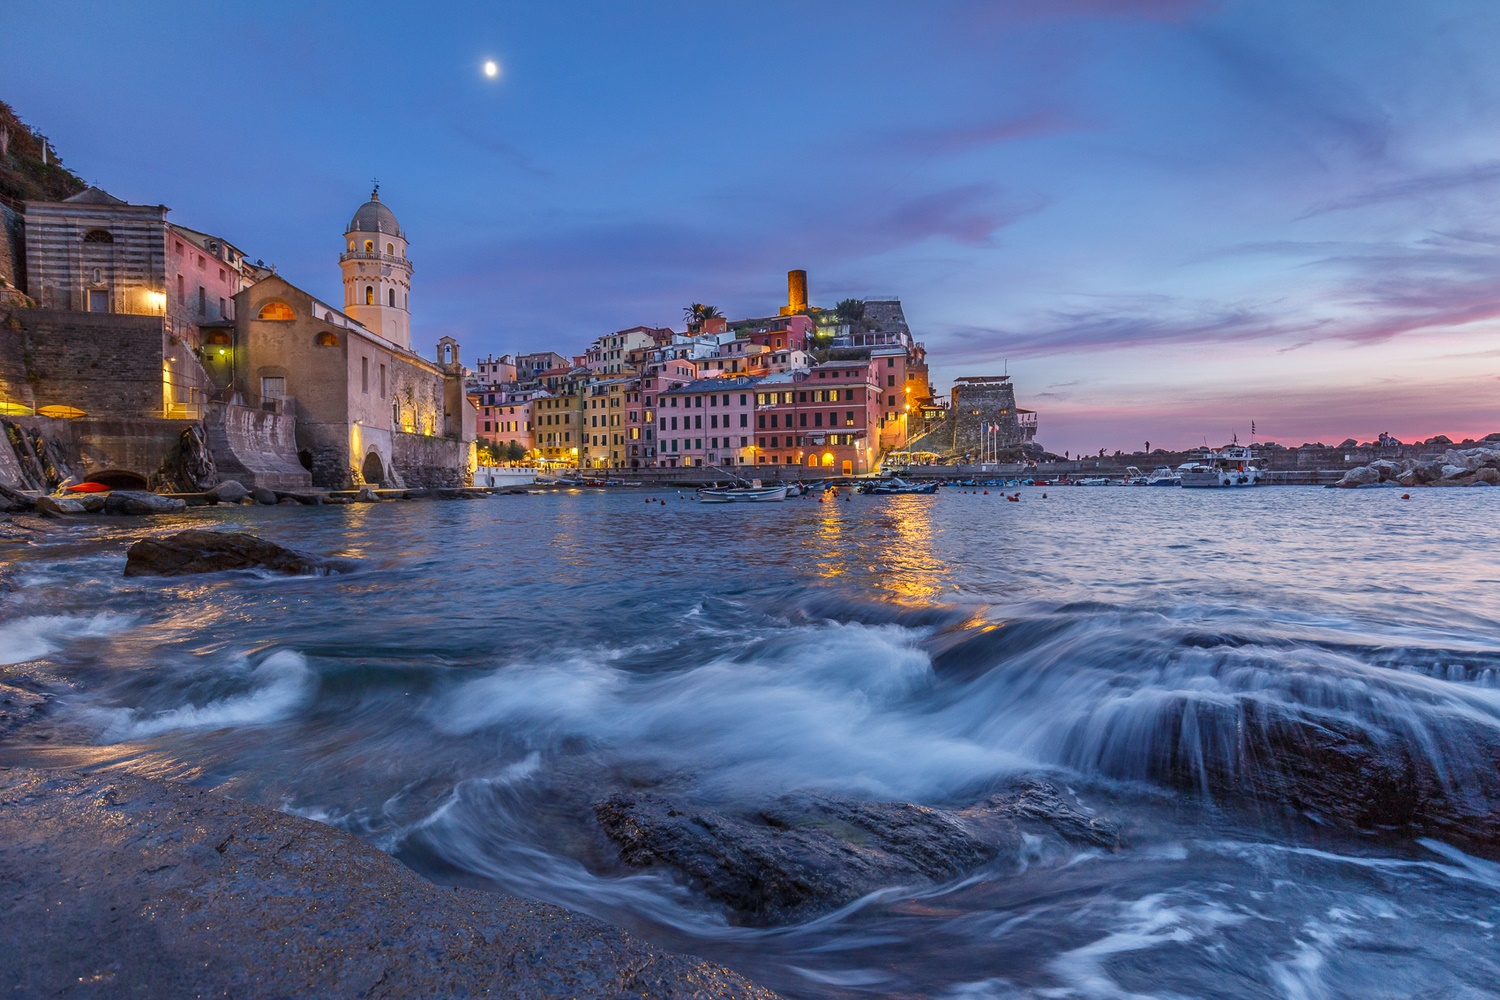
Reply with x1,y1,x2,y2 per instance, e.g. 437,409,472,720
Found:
696,480,789,503
1146,465,1181,487
1179,443,1263,488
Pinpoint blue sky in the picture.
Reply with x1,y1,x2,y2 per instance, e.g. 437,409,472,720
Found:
7,0,1500,453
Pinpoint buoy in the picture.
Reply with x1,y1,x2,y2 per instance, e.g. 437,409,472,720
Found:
983,490,989,495
1402,493,1411,499
1042,493,1047,498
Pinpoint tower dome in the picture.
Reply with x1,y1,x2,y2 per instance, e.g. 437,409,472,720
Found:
340,185,413,349
348,188,403,236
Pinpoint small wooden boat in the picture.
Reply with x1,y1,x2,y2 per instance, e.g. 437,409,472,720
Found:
696,480,789,503
858,477,939,495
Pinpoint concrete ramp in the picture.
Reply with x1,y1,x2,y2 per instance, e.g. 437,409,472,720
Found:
204,403,312,490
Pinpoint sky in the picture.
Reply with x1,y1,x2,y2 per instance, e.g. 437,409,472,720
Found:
6,0,1500,455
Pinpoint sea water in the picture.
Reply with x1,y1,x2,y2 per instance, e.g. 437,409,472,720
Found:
3,486,1499,999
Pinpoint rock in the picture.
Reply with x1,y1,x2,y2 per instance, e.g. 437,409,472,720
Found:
324,496,352,505
123,530,353,577
237,497,256,505
0,683,45,736
250,488,278,505
277,497,297,505
103,491,187,516
1476,468,1500,485
0,768,780,1000
352,486,381,503
276,492,323,506
1368,459,1401,481
594,783,1118,926
208,480,250,503
0,483,36,512
1442,463,1471,480
1335,465,1380,488
76,494,106,513
35,495,86,515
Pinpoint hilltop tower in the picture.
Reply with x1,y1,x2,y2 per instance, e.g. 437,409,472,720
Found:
340,186,412,349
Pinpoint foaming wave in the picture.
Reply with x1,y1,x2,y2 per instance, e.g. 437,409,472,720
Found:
98,650,315,742
0,613,133,665
431,621,1029,801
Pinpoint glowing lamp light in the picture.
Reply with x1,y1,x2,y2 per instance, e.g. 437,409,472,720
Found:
146,291,167,311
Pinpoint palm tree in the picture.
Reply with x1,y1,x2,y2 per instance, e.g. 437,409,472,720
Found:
835,298,865,322
683,303,722,333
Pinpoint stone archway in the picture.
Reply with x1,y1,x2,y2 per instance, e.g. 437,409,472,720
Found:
361,452,385,487
90,469,149,490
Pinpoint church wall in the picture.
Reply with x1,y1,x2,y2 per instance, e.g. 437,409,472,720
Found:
7,310,168,417
390,430,473,488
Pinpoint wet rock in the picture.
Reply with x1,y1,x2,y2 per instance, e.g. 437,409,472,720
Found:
250,487,278,505
0,483,36,512
277,492,323,506
1132,696,1500,854
352,486,381,503
103,491,187,516
594,783,1118,926
123,529,353,577
0,768,779,1000
208,480,250,504
76,493,106,513
0,683,45,735
34,495,87,515
1335,465,1380,488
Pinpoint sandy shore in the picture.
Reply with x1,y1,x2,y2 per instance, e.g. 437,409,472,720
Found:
0,764,779,998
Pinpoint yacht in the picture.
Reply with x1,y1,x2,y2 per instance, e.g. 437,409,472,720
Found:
1146,465,1181,487
1179,444,1263,488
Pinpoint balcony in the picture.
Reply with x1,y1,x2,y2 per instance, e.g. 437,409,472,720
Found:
337,250,413,271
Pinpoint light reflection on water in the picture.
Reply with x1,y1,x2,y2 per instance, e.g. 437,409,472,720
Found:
3,486,1500,999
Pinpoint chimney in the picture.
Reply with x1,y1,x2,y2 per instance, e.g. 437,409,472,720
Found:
785,269,808,315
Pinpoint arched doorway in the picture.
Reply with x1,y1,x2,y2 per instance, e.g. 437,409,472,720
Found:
361,452,385,487
90,470,149,490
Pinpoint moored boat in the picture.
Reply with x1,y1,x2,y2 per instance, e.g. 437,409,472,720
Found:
1179,443,1263,488
1146,465,1180,487
858,477,939,495
696,480,789,503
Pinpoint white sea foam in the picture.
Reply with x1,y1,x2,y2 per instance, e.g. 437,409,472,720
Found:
99,650,315,741
0,613,133,665
431,621,1029,801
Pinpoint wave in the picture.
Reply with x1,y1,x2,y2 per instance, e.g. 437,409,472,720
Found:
0,613,133,666
98,649,315,741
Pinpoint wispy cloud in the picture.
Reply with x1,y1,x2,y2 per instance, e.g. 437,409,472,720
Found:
1296,161,1500,219
887,110,1086,156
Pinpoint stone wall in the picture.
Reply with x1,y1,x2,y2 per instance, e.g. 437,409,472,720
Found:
0,203,21,290
391,431,473,488
203,402,311,490
7,310,166,416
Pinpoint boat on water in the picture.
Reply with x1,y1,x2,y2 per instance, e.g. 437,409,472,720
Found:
475,466,539,488
696,480,789,503
858,477,939,495
1146,465,1181,487
1074,476,1114,487
1179,443,1263,488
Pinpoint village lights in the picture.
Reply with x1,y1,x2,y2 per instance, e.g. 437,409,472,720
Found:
146,290,166,313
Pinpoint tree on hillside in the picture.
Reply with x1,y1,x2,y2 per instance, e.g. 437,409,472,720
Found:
835,298,865,322
683,303,722,333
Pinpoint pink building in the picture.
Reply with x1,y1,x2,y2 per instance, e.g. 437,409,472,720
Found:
471,391,535,454
655,376,760,468
755,360,882,474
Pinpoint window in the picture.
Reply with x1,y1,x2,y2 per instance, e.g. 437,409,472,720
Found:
846,411,856,426
739,414,747,427
388,288,396,307
814,412,823,427
799,413,807,427
386,243,394,255
365,286,374,305
83,228,113,243
261,376,286,402
257,301,294,320
758,415,766,429
198,286,206,315
887,357,895,367
739,394,746,405
888,375,896,387
314,331,339,347
361,357,369,393
364,240,374,253
380,364,387,398
889,395,896,406
844,390,854,401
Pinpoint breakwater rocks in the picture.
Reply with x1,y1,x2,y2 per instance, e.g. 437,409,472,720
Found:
0,767,779,999
124,530,354,577
1336,446,1500,488
594,782,1120,926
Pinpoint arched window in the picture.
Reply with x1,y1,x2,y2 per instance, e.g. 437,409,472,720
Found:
83,228,113,244
386,243,394,255
404,294,408,308
257,301,294,320
347,240,354,252
364,240,374,253
388,288,396,307
365,286,374,305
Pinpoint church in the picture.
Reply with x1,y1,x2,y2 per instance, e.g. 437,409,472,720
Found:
226,188,476,488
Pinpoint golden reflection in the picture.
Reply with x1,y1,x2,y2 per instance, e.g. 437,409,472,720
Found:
813,499,849,580
879,496,947,605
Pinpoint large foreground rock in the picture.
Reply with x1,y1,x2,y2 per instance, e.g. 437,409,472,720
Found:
124,529,353,577
104,490,187,515
594,783,1118,926
0,767,777,999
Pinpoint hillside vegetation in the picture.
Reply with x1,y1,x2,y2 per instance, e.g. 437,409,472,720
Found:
0,100,86,205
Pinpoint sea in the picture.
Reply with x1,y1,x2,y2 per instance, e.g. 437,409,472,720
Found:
3,485,1499,999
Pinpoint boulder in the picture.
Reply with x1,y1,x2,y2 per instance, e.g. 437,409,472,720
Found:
1476,468,1500,485
35,496,87,515
277,498,298,505
352,487,381,503
1335,465,1380,488
76,494,106,513
250,488,278,505
1442,464,1472,480
103,491,187,516
276,493,323,506
1368,459,1401,481
0,484,36,512
123,530,353,578
594,783,1118,926
208,481,250,504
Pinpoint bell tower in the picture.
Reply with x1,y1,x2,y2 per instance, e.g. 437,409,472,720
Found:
340,185,413,349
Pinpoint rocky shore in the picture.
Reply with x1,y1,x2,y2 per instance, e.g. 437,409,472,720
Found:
0,765,780,999
1335,444,1500,488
